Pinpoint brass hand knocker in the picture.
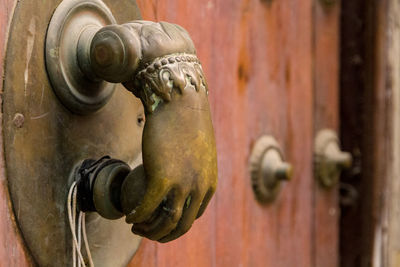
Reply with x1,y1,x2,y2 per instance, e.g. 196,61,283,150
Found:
46,2,217,243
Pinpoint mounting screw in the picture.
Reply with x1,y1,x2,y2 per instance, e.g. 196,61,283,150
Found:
13,113,25,128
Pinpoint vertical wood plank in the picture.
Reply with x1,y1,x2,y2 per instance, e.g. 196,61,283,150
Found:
386,1,400,265
366,0,391,264
371,0,398,266
237,0,314,266
313,2,341,267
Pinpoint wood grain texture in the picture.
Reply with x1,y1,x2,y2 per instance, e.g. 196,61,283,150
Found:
369,0,399,266
131,0,314,266
368,0,391,265
359,0,392,264
386,1,400,266
313,2,340,267
0,0,33,266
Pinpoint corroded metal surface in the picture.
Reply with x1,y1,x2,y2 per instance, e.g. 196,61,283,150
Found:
3,0,143,266
85,21,217,243
46,3,218,244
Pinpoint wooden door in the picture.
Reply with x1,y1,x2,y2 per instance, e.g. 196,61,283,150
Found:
130,1,341,267
0,0,341,266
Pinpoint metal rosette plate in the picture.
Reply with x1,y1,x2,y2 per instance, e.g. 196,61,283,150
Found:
249,136,291,204
3,0,143,266
46,0,116,114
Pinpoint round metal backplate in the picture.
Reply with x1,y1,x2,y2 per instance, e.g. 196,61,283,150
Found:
46,0,117,114
4,0,143,266
249,136,285,203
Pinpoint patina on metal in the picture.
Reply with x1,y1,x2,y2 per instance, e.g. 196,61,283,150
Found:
249,136,292,204
45,0,218,245
314,129,353,188
3,0,143,266
45,0,118,114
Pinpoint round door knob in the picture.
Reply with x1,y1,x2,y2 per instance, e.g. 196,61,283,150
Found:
250,136,292,203
314,129,353,188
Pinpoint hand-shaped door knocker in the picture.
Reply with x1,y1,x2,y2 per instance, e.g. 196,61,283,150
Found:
46,0,218,242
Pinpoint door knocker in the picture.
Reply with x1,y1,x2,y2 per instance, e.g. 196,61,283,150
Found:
46,0,218,242
3,0,217,265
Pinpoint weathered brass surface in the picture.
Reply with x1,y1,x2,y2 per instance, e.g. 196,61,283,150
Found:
125,75,216,242
44,0,218,245
45,0,117,114
314,129,353,188
249,136,292,204
3,0,144,266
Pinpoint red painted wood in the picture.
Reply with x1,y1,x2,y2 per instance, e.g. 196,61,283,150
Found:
313,1,340,267
313,2,341,267
131,0,317,266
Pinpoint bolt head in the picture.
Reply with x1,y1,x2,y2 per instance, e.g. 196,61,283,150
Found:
13,113,25,128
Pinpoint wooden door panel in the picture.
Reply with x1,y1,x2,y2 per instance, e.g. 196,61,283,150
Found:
313,2,341,267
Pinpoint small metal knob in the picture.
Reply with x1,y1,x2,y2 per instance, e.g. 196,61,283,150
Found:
314,129,353,188
250,136,292,203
